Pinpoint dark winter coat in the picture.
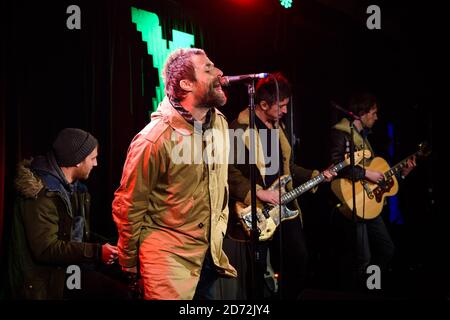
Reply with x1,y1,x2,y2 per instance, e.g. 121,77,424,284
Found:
8,152,101,299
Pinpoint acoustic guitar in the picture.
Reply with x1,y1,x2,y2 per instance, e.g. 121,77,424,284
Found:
331,142,431,220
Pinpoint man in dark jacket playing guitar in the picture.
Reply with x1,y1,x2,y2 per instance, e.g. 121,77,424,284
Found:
329,92,416,292
227,73,334,300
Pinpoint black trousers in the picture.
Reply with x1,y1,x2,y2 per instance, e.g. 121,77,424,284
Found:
194,251,220,300
248,216,308,300
334,213,395,292
63,264,130,300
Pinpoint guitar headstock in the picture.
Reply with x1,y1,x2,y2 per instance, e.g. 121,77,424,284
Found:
344,149,372,166
417,141,432,159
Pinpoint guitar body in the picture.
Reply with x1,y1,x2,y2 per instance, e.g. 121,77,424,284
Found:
235,175,299,241
231,150,372,240
331,157,398,220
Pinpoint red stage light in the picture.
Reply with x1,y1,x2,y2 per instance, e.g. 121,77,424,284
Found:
229,0,258,6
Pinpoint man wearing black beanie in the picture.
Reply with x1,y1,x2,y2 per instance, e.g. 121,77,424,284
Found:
8,128,127,299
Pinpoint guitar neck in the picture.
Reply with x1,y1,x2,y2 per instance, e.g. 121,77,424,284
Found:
384,151,417,179
281,161,346,205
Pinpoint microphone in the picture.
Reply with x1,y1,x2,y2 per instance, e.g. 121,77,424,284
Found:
330,101,361,121
220,73,269,86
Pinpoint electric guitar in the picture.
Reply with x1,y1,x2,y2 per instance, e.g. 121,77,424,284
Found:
235,150,371,241
331,142,431,220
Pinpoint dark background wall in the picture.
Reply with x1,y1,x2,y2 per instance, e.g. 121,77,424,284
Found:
0,0,443,298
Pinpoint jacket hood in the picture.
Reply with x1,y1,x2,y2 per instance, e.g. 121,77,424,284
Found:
15,159,44,198
15,152,79,199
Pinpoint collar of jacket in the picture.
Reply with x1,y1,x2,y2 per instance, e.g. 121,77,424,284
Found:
237,107,285,130
234,107,292,185
153,97,225,136
333,117,375,158
333,117,373,139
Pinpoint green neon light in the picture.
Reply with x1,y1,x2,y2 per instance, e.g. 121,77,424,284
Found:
131,7,195,111
280,0,292,9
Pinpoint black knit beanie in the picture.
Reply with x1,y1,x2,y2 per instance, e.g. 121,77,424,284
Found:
52,128,98,167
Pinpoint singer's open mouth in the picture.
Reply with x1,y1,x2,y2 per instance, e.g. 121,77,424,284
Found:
213,81,223,92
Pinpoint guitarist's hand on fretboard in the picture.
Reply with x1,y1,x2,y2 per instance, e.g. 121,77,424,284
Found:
365,169,385,184
401,155,417,178
256,189,280,205
331,143,429,221
323,168,337,182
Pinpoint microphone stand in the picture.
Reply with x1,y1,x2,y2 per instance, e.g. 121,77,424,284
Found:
247,80,262,299
347,117,361,290
331,101,360,287
331,102,358,222
348,119,357,223
341,111,359,288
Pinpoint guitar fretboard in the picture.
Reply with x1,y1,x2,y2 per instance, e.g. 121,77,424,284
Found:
282,161,346,204
384,151,419,179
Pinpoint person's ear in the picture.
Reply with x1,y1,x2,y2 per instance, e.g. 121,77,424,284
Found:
179,79,193,92
76,164,80,168
260,101,269,110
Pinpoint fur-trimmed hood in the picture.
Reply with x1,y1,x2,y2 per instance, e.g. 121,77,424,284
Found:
15,159,44,199
14,152,80,201
9,153,98,300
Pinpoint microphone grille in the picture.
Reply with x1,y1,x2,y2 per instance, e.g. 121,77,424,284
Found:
219,76,230,87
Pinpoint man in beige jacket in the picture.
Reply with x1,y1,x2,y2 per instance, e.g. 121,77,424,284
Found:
112,48,236,300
